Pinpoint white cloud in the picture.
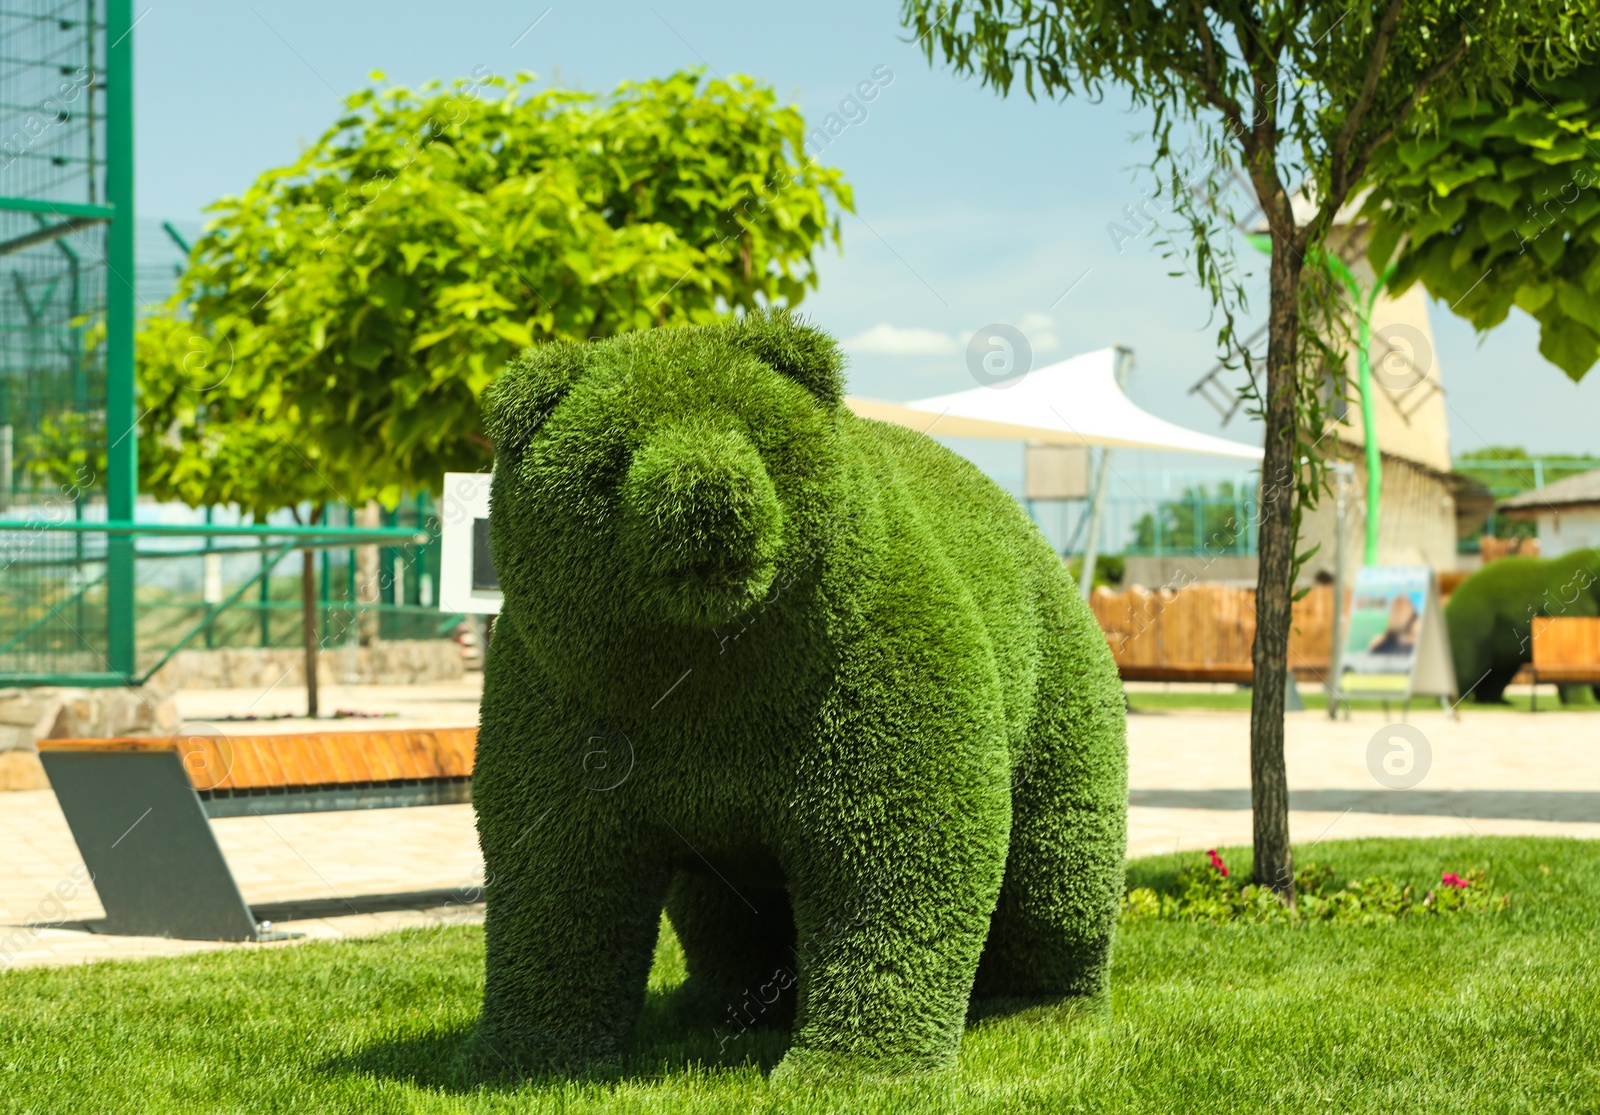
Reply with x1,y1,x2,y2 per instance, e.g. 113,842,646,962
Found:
845,316,1064,359
843,323,961,355
1019,312,1061,354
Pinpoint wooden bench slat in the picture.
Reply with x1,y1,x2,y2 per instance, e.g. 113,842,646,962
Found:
228,737,271,790
185,736,232,792
391,732,430,780
362,734,404,782
39,728,479,792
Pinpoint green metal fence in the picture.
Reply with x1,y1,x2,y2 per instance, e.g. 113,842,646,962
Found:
0,6,458,687
1454,456,1600,550
0,0,122,681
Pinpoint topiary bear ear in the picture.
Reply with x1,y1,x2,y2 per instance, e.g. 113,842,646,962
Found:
725,309,845,407
483,342,591,457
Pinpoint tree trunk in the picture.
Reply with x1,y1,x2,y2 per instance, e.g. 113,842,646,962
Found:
354,500,382,647
301,503,324,719
1250,242,1303,900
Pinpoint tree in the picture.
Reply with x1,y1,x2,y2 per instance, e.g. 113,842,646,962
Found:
138,68,852,504
903,0,1588,898
1361,62,1600,381
140,312,358,716
137,68,851,714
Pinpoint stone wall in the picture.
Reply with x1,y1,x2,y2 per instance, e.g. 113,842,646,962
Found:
143,638,466,691
0,682,178,791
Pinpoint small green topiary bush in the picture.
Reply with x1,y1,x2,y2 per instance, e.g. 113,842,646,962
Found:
1123,851,1511,926
1445,549,1600,703
462,311,1127,1082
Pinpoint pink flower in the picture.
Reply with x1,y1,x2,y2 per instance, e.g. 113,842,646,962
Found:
1207,849,1229,877
1441,871,1470,889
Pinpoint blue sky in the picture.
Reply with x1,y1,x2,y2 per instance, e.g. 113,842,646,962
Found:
134,0,1598,493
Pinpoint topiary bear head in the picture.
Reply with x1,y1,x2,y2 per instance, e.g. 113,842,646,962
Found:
482,311,847,669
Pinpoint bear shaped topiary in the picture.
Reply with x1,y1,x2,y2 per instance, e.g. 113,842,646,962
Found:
460,311,1126,1081
1446,548,1600,704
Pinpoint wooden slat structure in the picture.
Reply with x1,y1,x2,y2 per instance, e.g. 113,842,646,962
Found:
1531,617,1600,686
38,728,477,791
1090,582,1334,683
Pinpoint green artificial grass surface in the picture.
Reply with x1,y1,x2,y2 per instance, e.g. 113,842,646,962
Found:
4,836,1597,1113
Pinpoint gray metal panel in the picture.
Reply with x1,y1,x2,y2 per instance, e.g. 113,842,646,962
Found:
40,750,259,941
199,778,471,818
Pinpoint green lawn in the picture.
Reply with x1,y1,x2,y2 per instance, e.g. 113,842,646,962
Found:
3,836,1597,1113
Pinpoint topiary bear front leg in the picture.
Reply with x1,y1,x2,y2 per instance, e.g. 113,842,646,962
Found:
771,758,1011,1080
458,809,670,1082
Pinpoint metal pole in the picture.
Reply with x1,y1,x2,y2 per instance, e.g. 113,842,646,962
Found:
1356,301,1383,565
104,0,138,679
1078,346,1133,597
259,549,270,647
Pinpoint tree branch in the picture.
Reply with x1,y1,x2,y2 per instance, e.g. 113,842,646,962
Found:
1348,32,1473,189
1315,26,1473,242
1327,0,1406,200
1186,0,1251,145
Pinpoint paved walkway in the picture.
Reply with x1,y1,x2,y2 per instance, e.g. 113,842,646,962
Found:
2,680,1596,970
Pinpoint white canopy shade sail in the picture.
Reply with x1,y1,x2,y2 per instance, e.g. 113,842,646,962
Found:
846,346,1263,462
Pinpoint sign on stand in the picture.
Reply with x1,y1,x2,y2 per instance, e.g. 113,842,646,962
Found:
1336,565,1456,702
438,472,502,616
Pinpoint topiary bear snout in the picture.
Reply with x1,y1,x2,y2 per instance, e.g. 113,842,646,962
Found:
618,422,783,626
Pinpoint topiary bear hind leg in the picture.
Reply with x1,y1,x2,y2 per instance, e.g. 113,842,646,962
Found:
664,872,797,1032
973,606,1127,1008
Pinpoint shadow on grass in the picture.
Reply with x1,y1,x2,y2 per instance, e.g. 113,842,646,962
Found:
324,983,1106,1095
321,984,791,1095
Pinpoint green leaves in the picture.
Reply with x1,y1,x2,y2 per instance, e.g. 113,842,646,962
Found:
137,69,851,512
1364,63,1600,381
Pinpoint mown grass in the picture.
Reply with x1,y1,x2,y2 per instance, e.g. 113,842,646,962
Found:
2,836,1597,1113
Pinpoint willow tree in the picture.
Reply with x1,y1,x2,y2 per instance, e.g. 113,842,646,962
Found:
903,0,1589,898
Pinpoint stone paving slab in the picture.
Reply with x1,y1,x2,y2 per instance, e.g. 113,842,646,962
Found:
1128,707,1600,792
3,685,1597,971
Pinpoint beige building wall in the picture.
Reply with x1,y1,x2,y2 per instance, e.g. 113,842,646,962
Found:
1299,448,1458,584
1323,224,1454,475
1297,223,1459,576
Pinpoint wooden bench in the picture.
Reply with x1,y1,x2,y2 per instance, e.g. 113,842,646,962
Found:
1530,617,1600,711
37,728,476,942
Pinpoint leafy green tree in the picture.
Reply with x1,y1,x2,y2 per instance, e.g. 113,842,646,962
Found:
1362,64,1600,380
902,0,1589,898
136,68,849,715
138,68,852,506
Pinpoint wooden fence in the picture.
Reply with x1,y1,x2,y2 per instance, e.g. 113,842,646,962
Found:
1090,582,1335,682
